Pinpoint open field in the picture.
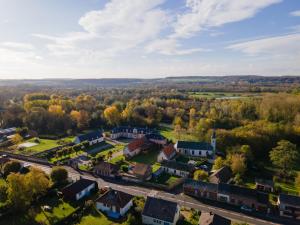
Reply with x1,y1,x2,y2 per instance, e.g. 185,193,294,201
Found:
16,138,61,155
188,91,261,99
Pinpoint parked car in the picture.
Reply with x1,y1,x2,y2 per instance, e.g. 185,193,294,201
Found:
241,205,253,212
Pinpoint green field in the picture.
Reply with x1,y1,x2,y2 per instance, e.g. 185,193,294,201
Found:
159,125,197,143
35,197,76,225
78,208,127,225
188,91,260,100
16,138,61,155
128,150,160,165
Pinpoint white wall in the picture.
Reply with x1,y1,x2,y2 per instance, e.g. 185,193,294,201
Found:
75,183,95,200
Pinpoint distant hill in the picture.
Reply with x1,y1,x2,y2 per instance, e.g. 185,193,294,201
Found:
0,76,300,88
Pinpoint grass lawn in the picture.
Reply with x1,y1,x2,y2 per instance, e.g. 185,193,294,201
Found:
94,142,125,158
158,125,197,143
78,207,127,225
152,163,161,173
16,138,62,155
109,155,125,164
275,181,299,195
50,151,84,163
128,150,160,165
151,172,181,186
35,197,76,225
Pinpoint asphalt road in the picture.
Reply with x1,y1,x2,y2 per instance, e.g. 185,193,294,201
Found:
20,161,298,225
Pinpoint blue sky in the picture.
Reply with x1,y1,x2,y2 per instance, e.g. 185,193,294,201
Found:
0,0,299,79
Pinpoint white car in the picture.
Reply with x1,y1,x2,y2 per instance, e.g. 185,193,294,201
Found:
241,205,253,212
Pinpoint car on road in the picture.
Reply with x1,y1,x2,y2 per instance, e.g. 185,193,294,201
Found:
241,205,253,212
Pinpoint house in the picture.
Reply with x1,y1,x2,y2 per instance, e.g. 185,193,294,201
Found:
123,138,146,158
160,160,194,177
145,133,167,145
96,189,134,218
157,144,176,162
183,180,269,211
255,179,274,192
142,197,180,225
0,127,16,137
74,130,104,146
209,166,232,184
62,178,97,201
132,163,152,181
111,126,154,140
94,161,119,178
217,183,269,211
278,194,300,220
175,131,216,158
183,179,218,200
199,212,231,225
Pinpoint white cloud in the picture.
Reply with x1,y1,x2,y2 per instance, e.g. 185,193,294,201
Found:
227,33,300,56
146,38,210,55
290,10,300,17
1,42,35,51
34,0,169,60
173,0,282,38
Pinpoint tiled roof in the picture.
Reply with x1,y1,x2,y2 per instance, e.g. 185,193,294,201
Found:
209,166,232,184
132,163,151,176
94,161,118,173
184,179,218,192
176,141,213,151
279,193,300,206
255,178,274,187
161,160,194,172
96,189,133,209
142,197,178,223
162,144,176,158
62,178,96,195
76,130,103,142
127,138,145,152
199,212,231,225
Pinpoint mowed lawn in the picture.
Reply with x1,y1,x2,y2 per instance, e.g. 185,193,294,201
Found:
128,150,160,165
78,208,127,225
16,138,62,155
159,125,197,142
151,172,181,186
35,197,76,225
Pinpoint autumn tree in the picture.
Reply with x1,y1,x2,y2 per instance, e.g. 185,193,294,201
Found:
104,106,121,126
213,157,225,170
230,154,247,176
12,133,23,145
295,173,300,189
270,140,299,174
193,170,208,181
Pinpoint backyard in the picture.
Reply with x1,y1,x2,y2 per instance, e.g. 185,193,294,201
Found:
151,172,181,186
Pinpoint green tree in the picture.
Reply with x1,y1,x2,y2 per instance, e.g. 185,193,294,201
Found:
295,173,300,189
0,181,8,202
270,140,299,174
3,161,21,177
50,166,68,184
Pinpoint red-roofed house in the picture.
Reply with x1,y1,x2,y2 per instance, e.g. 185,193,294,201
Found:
123,138,145,158
157,144,176,162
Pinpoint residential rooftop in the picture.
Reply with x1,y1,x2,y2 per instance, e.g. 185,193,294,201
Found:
176,141,213,151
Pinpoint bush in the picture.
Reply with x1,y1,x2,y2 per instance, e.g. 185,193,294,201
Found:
121,165,129,172
34,138,40,143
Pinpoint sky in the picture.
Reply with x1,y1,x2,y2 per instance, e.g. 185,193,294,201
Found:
0,0,299,79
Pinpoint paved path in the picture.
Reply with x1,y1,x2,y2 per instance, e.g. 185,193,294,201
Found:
16,160,298,225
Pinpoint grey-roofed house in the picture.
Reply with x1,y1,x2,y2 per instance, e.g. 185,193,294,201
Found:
74,130,104,146
161,160,194,177
278,194,300,220
111,126,154,140
94,161,119,178
96,189,134,218
183,179,218,200
209,166,232,184
61,178,97,201
142,197,180,225
199,212,231,225
217,183,269,211
145,133,167,145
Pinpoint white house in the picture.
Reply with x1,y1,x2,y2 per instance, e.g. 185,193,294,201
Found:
175,131,216,158
142,197,180,225
160,160,194,177
74,130,104,146
96,189,134,219
111,126,154,140
157,144,176,162
62,178,97,201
